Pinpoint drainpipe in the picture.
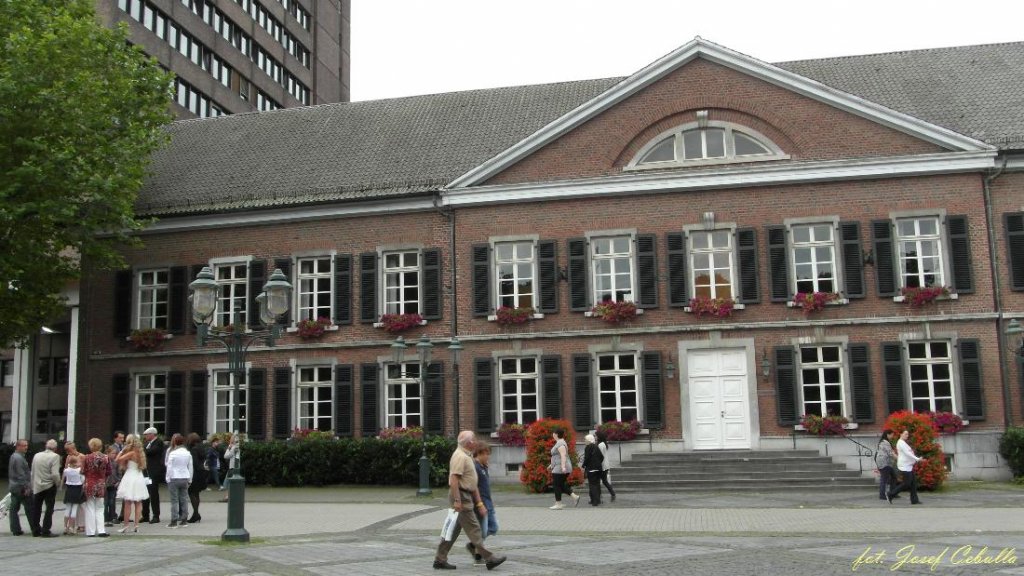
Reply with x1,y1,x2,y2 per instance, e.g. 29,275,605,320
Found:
433,190,459,432
982,156,1010,428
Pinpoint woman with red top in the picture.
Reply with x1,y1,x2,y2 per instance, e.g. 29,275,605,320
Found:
81,438,110,537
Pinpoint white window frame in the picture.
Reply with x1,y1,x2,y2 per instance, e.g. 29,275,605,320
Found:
384,361,422,428
895,215,946,289
588,232,636,304
136,268,170,330
497,356,540,426
295,365,333,431
381,249,421,316
210,366,249,434
493,238,537,310
786,218,842,296
595,351,642,424
906,340,957,414
134,373,167,433
295,256,334,322
627,120,788,170
687,228,736,301
210,257,251,327
797,345,846,417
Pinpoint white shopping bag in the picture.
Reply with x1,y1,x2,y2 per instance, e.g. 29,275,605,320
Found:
439,508,459,542
0,492,10,520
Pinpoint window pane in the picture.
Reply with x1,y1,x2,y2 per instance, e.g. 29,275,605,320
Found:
640,136,674,163
705,128,725,158
734,131,769,156
682,130,702,159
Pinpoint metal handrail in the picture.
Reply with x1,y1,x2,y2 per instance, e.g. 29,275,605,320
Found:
791,431,877,474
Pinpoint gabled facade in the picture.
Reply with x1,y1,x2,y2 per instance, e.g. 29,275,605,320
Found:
61,39,1024,480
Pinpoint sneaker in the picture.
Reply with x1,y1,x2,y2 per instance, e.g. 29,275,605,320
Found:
549,503,565,510
885,492,893,504
485,556,507,570
571,493,580,507
432,560,456,570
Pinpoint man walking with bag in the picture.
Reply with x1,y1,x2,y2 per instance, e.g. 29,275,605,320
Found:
433,431,506,571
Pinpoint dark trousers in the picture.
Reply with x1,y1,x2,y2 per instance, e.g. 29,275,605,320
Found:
600,469,616,497
552,473,574,502
8,488,36,535
31,486,56,535
878,466,897,499
104,489,117,522
889,469,920,504
587,470,603,505
143,481,160,520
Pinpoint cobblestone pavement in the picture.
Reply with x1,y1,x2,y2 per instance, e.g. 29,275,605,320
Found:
0,483,1021,576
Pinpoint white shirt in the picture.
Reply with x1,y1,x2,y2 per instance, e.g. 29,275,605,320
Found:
895,438,921,472
165,446,193,482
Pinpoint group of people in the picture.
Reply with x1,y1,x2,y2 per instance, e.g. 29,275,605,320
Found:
7,428,240,537
875,428,926,505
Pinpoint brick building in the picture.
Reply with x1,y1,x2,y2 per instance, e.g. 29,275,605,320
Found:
64,39,1024,479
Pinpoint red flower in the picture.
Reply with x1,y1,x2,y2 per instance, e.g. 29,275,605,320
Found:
688,296,735,318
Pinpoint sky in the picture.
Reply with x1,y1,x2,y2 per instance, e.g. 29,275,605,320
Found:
350,0,1024,102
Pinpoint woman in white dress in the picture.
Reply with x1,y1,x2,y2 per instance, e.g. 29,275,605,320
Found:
115,434,150,533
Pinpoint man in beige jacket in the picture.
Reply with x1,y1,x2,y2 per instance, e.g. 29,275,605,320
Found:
30,439,61,537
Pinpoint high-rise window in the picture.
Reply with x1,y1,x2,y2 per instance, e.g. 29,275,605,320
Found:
215,263,248,326
592,236,634,303
383,251,420,315
792,224,836,294
690,230,734,299
137,269,169,330
495,242,535,309
897,217,945,288
297,257,332,321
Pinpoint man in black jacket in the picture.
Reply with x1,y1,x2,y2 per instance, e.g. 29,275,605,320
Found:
141,427,165,524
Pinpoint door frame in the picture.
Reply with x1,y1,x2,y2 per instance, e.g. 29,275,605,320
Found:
678,335,761,451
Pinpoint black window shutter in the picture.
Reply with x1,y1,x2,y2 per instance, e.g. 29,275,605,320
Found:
666,232,688,307
882,342,905,414
112,373,130,432
168,266,188,334
737,228,760,304
334,254,352,325
537,240,559,314
190,371,208,438
359,253,378,323
958,339,984,420
273,367,292,438
474,358,494,432
541,355,562,419
471,244,492,317
946,215,973,294
425,361,444,434
167,372,185,435
642,351,664,430
568,238,589,311
421,248,442,320
767,226,789,302
775,347,798,426
572,354,592,429
248,368,267,440
334,364,354,437
636,234,658,308
247,260,266,327
848,344,873,423
272,258,293,326
1005,213,1024,291
114,270,132,338
360,363,379,435
188,264,206,334
840,222,866,299
873,220,897,297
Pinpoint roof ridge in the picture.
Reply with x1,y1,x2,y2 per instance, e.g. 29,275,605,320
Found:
776,39,1024,66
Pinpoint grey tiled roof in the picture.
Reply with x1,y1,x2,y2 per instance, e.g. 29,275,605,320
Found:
139,41,1024,217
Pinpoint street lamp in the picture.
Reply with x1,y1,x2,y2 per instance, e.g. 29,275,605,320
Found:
391,334,462,497
189,266,292,543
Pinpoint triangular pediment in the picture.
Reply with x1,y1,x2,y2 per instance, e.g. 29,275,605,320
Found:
448,38,993,189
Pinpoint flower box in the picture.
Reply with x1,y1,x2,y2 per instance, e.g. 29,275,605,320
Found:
896,285,954,307
496,422,527,446
493,306,536,326
296,316,333,339
374,313,426,333
587,300,639,323
798,413,851,436
127,328,170,352
789,291,842,313
927,411,966,435
685,296,737,318
596,419,642,441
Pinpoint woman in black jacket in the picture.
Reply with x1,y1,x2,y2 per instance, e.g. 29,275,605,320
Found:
186,433,208,523
581,434,604,506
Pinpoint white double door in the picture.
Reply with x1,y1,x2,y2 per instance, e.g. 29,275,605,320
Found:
688,348,751,450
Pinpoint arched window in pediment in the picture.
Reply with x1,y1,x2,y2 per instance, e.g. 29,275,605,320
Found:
629,112,787,168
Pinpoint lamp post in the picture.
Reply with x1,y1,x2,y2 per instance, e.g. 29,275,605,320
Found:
189,266,292,543
391,334,462,497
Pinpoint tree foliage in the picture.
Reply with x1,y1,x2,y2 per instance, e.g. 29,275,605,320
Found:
0,0,172,345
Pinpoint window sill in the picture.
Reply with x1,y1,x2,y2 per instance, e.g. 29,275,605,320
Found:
372,319,428,329
624,153,790,171
584,309,644,318
794,423,859,432
892,293,958,303
682,303,745,313
486,313,545,322
786,298,849,308
125,334,174,342
285,325,340,334
589,428,651,438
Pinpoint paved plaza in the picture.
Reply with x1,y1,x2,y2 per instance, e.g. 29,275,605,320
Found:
1,483,1022,575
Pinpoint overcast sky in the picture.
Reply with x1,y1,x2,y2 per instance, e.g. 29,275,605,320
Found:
350,0,1024,102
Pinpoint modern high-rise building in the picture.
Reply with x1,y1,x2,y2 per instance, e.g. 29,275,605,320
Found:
95,0,350,119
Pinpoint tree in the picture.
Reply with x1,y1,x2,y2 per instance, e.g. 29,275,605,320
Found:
0,0,173,346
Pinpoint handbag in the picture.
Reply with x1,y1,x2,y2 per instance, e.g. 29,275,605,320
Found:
439,508,459,542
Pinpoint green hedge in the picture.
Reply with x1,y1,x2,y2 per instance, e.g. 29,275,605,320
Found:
239,436,458,487
999,426,1024,478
